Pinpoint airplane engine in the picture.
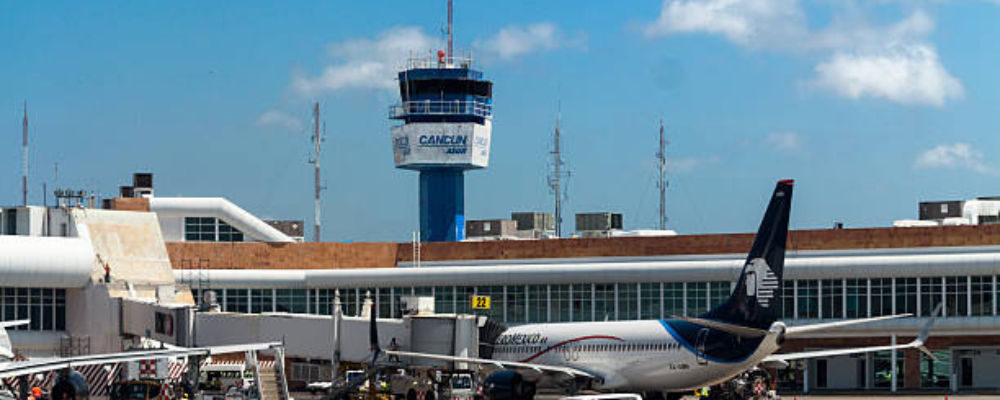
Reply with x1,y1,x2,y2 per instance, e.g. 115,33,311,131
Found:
51,370,90,400
482,370,535,400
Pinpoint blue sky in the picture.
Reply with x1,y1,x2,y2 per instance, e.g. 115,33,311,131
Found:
4,1,1000,241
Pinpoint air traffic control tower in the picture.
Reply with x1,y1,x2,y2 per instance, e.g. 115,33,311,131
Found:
390,51,493,242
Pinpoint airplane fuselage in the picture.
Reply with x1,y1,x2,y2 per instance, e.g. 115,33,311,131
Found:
492,319,783,392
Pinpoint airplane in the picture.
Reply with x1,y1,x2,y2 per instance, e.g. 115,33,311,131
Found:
369,180,941,400
1,318,281,400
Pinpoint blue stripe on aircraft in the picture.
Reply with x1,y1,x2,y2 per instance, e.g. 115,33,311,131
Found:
657,319,749,365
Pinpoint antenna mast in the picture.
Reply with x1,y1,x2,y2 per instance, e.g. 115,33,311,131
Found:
22,101,29,206
548,110,568,237
657,119,669,230
447,0,453,60
313,102,322,242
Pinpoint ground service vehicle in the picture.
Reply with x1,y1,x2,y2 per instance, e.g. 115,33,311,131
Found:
306,381,332,395
200,364,254,393
443,373,474,400
388,370,435,400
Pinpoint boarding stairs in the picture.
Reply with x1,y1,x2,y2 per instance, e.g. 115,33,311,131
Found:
256,347,290,400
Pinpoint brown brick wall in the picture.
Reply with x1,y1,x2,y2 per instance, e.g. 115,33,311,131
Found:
166,224,1000,270
904,348,921,388
167,242,399,270
109,197,150,212
397,224,1000,263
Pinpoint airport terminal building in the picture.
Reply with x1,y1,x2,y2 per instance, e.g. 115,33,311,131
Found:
170,229,1000,394
5,184,1000,394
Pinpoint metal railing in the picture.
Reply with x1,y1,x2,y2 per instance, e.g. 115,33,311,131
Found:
389,100,493,119
405,55,477,70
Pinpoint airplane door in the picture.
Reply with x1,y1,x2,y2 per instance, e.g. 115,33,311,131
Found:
695,328,710,365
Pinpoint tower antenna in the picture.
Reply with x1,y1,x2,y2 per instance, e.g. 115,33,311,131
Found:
548,106,570,237
657,119,669,230
447,0,453,60
312,102,322,242
22,101,29,206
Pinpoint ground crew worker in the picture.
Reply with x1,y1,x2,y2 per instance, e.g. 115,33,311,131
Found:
388,338,400,362
30,387,43,400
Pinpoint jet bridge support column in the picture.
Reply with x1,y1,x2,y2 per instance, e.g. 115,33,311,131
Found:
803,361,809,393
891,334,898,392
17,375,28,400
331,291,343,382
185,355,202,398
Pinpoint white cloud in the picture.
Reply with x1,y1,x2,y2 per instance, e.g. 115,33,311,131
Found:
290,23,579,97
640,1,963,106
765,132,801,153
475,23,585,60
915,143,997,175
291,26,439,97
813,44,963,106
256,109,304,131
642,0,805,47
809,10,934,51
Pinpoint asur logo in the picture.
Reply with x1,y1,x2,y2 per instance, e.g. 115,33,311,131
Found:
744,258,779,307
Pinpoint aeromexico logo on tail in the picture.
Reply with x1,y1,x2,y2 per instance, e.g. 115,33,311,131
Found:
744,258,779,307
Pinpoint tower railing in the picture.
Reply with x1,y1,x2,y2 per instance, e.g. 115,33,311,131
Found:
405,55,477,70
389,99,493,119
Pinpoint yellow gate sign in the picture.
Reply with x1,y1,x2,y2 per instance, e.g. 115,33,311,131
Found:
471,295,491,310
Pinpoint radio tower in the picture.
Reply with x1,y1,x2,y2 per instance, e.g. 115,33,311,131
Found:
312,102,322,242
656,119,669,230
22,101,29,206
548,111,569,237
447,0,453,60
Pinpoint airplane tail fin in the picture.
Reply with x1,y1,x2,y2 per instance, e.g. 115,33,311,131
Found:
704,180,793,329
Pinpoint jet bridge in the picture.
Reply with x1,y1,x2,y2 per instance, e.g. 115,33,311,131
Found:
193,300,482,368
120,298,196,347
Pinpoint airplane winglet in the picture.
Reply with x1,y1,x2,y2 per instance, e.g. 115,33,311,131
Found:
913,303,942,361
0,320,30,329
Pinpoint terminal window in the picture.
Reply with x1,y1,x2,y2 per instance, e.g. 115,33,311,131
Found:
821,279,843,319
1,288,66,331
571,284,593,322
971,276,993,316
184,217,244,242
526,285,546,323
550,285,571,322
